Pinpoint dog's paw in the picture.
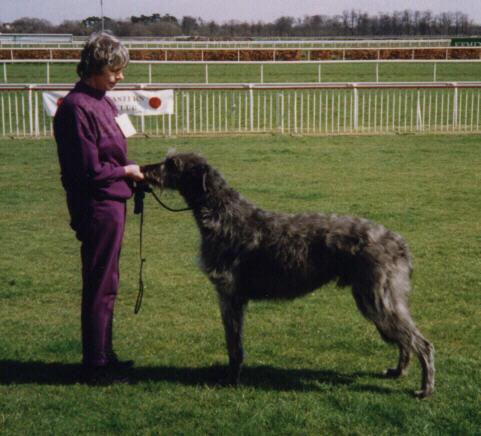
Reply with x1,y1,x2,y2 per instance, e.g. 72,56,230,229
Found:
383,367,406,378
414,388,434,399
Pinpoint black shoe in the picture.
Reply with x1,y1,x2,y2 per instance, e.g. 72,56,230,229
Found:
81,366,130,386
108,351,134,370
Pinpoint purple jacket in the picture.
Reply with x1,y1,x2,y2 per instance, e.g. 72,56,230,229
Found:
54,81,134,234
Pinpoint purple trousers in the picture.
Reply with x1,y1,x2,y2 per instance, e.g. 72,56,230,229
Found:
80,198,126,367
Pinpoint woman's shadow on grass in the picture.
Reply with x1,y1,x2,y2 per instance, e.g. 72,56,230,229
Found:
0,360,393,394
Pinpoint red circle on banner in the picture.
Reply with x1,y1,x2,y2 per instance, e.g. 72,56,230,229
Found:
57,98,64,106
149,97,162,109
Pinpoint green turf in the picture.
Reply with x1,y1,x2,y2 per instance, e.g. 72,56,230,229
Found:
0,135,480,434
3,61,481,84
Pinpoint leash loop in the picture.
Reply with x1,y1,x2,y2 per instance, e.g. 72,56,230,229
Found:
133,182,193,314
134,185,146,314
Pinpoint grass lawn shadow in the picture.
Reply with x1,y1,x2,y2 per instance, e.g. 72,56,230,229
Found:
135,364,395,394
0,360,83,385
0,361,397,395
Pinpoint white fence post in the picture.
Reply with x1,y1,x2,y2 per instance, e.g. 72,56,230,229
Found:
205,64,209,84
249,85,254,132
416,91,423,131
3,63,7,83
353,84,359,132
34,91,40,136
139,83,145,133
276,92,284,133
28,85,33,135
1,94,4,136
452,83,458,130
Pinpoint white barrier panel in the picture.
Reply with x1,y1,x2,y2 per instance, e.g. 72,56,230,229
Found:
42,89,175,116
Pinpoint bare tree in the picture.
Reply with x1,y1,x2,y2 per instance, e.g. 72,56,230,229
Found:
4,10,480,37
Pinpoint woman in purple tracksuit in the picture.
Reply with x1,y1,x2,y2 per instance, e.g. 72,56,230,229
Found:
54,33,143,384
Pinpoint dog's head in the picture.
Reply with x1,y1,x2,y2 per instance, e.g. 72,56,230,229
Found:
142,151,210,200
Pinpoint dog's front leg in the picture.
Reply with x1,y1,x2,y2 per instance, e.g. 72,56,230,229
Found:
218,293,247,386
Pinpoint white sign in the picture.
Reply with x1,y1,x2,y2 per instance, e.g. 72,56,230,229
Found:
42,89,175,117
115,113,137,138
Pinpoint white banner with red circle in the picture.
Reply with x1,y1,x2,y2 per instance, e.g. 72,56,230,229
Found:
42,89,175,117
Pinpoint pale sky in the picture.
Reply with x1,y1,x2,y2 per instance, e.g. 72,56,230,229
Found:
1,0,480,25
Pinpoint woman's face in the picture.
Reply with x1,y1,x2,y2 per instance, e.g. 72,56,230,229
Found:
87,66,125,91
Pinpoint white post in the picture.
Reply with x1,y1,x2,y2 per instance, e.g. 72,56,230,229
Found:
1,95,4,136
276,93,283,133
318,63,321,82
148,64,152,84
46,62,50,84
433,62,437,82
353,85,359,131
3,63,6,83
186,93,190,133
416,91,422,131
260,64,264,84
205,64,209,84
375,63,379,83
453,83,458,129
249,85,254,132
34,92,39,136
28,85,33,135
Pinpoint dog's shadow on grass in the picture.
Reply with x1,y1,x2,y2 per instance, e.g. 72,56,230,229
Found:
132,364,394,395
0,360,394,395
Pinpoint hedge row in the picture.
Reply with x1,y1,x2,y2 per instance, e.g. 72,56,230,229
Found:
1,48,480,61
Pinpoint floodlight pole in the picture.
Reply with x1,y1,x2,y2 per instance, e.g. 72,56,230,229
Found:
100,0,105,32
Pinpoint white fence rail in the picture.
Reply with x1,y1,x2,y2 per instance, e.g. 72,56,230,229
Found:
1,82,481,138
0,38,451,49
2,59,481,85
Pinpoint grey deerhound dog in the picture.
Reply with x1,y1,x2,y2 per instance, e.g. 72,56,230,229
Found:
142,151,435,398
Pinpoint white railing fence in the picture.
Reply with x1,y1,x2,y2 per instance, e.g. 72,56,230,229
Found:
1,82,480,138
2,59,481,86
0,38,452,49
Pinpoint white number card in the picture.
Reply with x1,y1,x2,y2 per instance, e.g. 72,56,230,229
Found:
115,113,137,138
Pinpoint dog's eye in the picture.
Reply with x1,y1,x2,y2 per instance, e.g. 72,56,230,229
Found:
165,159,176,171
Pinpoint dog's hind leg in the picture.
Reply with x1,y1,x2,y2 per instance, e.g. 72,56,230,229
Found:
375,309,434,397
412,329,435,398
384,344,412,378
218,293,247,386
352,278,435,397
352,285,409,375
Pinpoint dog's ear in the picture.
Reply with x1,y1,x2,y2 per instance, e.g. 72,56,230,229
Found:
192,163,209,192
165,156,183,172
202,173,207,192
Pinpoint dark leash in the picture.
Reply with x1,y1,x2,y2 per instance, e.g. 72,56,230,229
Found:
133,182,193,314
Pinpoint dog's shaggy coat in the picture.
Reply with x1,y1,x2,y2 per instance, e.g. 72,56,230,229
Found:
142,151,435,398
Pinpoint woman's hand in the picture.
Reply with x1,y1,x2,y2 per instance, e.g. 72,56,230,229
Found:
124,164,144,181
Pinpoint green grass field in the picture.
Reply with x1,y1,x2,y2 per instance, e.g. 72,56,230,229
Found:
3,61,481,84
0,134,480,434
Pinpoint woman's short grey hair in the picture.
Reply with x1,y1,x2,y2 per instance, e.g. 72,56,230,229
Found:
77,32,129,79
